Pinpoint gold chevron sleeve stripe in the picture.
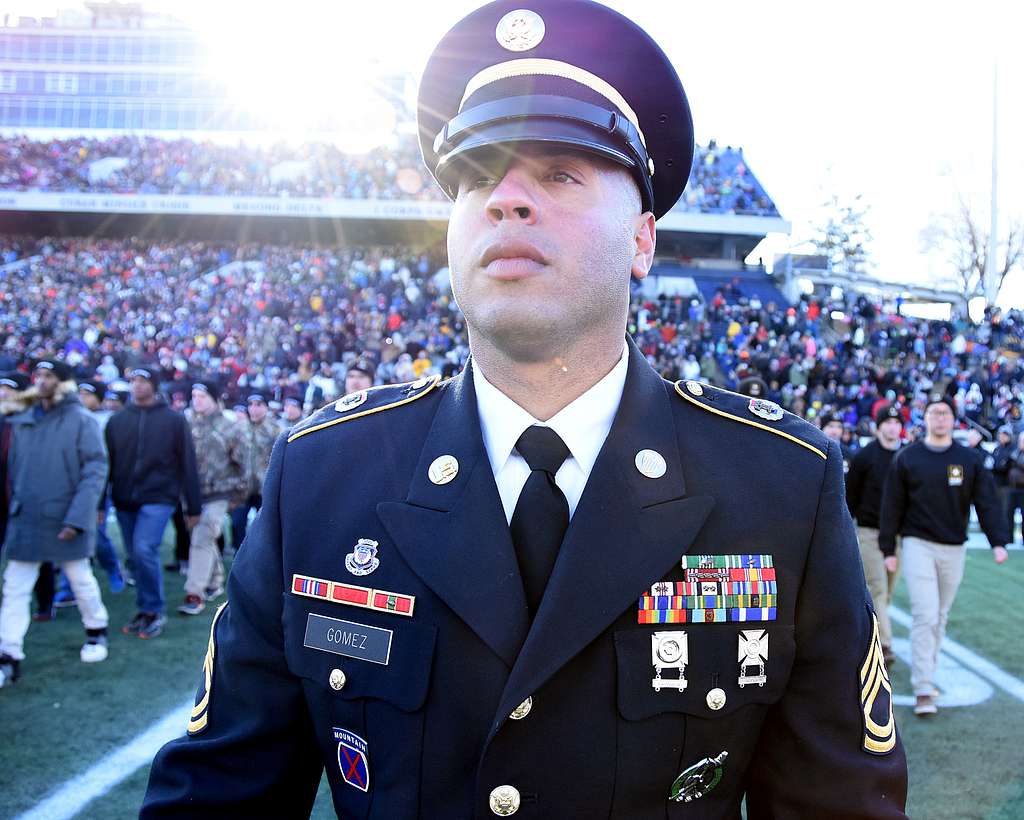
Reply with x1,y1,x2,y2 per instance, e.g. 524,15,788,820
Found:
674,382,827,460
187,603,228,736
287,375,441,443
860,612,896,754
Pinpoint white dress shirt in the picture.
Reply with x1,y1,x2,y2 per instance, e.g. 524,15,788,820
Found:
473,348,629,524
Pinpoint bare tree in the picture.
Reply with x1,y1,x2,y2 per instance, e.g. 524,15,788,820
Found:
812,193,873,274
921,192,1024,308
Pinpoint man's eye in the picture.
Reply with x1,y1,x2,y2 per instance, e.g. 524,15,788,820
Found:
548,170,578,184
467,176,497,191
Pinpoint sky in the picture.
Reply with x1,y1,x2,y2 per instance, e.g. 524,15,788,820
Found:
7,0,1024,305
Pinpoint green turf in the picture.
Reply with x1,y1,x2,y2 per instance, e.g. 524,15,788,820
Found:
3,537,1023,818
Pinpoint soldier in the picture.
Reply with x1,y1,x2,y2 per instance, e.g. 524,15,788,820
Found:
847,402,904,666
144,2,907,816
879,394,1008,716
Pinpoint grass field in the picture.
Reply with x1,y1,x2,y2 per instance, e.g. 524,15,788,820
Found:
1,526,1023,819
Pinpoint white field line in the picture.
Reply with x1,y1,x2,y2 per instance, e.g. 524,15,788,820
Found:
14,698,192,820
889,606,1024,703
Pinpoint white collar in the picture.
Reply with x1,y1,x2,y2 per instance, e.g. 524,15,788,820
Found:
473,346,629,477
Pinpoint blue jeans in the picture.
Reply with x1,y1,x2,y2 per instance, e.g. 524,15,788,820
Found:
116,503,175,615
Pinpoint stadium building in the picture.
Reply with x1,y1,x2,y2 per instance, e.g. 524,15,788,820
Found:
0,1,792,307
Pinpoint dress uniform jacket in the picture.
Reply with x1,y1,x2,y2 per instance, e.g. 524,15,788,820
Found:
143,340,907,818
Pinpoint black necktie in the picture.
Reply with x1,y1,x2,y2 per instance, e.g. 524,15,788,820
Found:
510,425,571,616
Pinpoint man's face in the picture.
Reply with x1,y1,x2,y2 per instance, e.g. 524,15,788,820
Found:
345,370,373,394
877,418,902,444
446,144,654,361
191,389,216,415
285,403,302,421
33,369,59,398
131,375,155,403
79,389,100,410
248,400,268,422
924,403,955,437
823,421,844,442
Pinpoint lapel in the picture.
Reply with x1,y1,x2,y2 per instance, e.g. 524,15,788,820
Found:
376,364,530,668
490,338,715,731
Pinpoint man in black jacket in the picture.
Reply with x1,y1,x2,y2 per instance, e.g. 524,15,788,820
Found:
847,402,904,665
879,394,1009,716
105,368,202,639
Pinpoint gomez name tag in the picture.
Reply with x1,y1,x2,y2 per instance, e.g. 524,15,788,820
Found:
304,613,393,665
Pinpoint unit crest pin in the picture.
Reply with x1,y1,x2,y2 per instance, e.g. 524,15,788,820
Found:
345,538,380,577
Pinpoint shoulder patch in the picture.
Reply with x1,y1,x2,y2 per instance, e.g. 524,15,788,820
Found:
673,380,827,461
287,375,442,444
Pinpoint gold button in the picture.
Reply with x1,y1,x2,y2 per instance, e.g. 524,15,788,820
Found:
428,455,459,485
685,380,704,397
489,785,521,816
329,668,346,691
509,696,532,720
706,687,726,711
412,377,428,389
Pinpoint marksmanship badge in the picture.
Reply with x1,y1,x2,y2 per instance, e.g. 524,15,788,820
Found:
652,631,688,692
738,629,769,688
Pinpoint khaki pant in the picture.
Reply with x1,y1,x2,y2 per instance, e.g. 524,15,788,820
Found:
0,559,109,660
857,526,899,649
184,499,228,598
901,535,967,696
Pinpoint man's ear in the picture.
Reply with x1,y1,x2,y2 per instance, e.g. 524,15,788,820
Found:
631,212,656,280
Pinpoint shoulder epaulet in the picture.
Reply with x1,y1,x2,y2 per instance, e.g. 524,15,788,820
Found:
673,379,828,461
287,375,443,444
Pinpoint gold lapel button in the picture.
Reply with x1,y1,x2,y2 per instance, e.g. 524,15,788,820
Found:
428,455,459,485
635,449,667,479
509,696,533,720
685,380,704,397
329,668,346,691
489,785,521,815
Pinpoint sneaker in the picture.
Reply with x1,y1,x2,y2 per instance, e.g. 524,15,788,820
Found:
178,595,205,616
163,561,181,573
203,585,225,602
108,571,125,594
31,608,55,622
0,653,20,687
914,694,938,716
80,634,109,663
53,590,78,609
138,613,167,639
121,612,148,635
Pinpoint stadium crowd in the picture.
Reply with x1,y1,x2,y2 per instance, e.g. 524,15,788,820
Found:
2,232,1024,684
0,134,780,215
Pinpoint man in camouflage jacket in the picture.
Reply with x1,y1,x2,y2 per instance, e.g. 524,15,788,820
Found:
178,380,247,616
230,393,279,552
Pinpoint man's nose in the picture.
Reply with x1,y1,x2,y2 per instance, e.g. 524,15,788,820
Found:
485,172,538,225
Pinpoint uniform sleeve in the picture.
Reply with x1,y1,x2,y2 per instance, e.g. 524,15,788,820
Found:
64,413,107,532
745,441,908,819
877,452,907,557
142,435,323,818
972,455,1010,548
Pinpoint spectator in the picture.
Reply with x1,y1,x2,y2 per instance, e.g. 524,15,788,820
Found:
229,393,278,553
280,397,304,432
106,368,202,640
344,359,376,394
178,380,246,616
1004,431,1024,545
0,359,109,687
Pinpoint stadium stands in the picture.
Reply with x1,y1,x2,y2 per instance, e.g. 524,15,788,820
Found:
0,134,780,215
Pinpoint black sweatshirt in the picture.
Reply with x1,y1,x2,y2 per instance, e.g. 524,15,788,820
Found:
105,399,202,515
878,440,1009,555
846,439,900,529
